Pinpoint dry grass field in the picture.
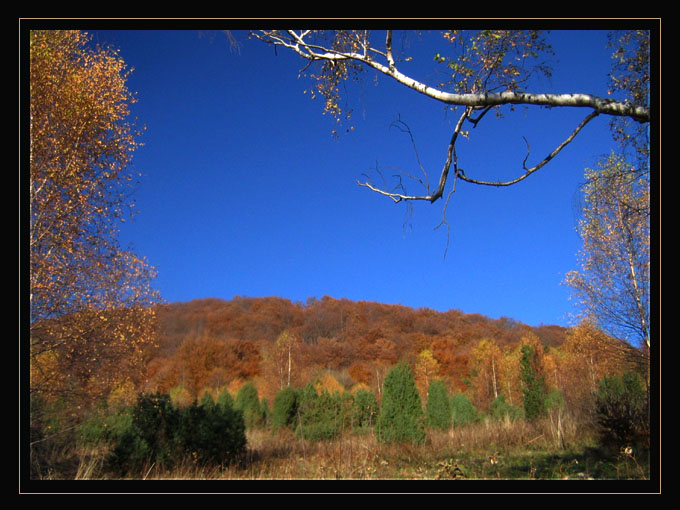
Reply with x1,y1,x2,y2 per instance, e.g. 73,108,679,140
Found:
68,416,649,482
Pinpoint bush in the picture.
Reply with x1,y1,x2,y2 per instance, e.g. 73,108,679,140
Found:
376,361,425,445
488,394,523,422
234,381,265,429
106,392,246,474
450,393,478,427
271,386,299,431
175,399,246,467
426,380,452,430
520,344,548,422
595,372,649,451
216,388,235,410
29,395,79,479
77,399,134,447
259,398,271,427
107,393,180,473
352,388,378,431
296,386,343,441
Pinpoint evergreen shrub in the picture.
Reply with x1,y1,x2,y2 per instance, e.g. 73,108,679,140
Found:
106,391,246,474
426,380,452,430
488,394,524,422
520,344,548,421
271,386,299,431
376,361,425,445
352,388,378,432
450,393,478,427
596,372,649,451
234,381,265,428
296,385,343,441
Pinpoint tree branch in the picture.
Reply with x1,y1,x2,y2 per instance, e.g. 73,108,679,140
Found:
251,30,650,123
251,29,649,218
459,110,601,187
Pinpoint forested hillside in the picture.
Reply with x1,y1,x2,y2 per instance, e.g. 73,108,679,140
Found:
141,295,642,419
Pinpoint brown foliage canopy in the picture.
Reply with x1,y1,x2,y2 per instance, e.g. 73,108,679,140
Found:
146,296,570,400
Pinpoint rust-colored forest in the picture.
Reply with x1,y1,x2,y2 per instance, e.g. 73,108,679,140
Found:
143,295,643,420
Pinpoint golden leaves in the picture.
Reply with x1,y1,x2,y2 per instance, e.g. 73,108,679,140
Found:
29,30,160,407
436,30,553,95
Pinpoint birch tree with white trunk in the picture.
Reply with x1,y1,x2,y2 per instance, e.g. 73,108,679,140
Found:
250,29,651,210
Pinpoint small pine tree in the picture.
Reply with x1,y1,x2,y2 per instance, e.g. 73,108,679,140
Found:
216,388,235,410
175,397,246,467
426,379,452,430
106,391,247,474
296,387,343,441
272,386,298,431
200,392,215,408
376,361,425,445
235,381,264,428
259,398,271,427
450,393,478,427
520,344,548,422
106,392,180,473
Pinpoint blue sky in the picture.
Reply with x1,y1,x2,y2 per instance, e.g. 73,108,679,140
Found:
84,28,623,328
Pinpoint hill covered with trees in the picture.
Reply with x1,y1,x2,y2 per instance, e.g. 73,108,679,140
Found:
141,295,643,420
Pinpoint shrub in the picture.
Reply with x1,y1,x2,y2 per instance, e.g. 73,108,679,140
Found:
234,381,265,429
29,395,79,479
376,361,425,445
216,388,235,410
520,344,548,421
175,399,246,467
352,388,378,431
488,394,523,422
426,380,452,430
106,391,247,474
450,393,478,427
296,386,343,441
77,399,134,447
107,392,180,473
595,372,649,451
271,386,299,431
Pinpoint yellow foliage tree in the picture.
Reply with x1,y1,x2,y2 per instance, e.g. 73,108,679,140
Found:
468,339,503,411
414,349,440,400
29,30,160,406
315,373,345,396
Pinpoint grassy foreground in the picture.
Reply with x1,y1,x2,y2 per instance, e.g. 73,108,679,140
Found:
67,416,650,482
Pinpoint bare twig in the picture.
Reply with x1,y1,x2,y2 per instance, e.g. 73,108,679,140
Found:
459,111,600,187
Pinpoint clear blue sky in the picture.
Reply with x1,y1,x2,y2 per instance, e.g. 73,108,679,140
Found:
85,27,621,328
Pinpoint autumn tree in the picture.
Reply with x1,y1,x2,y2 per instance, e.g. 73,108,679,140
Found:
565,153,650,351
271,330,302,389
468,338,503,412
413,348,440,399
29,30,160,405
250,29,651,223
605,30,651,178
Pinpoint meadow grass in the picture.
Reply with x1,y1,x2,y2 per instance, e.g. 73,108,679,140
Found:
83,416,648,481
